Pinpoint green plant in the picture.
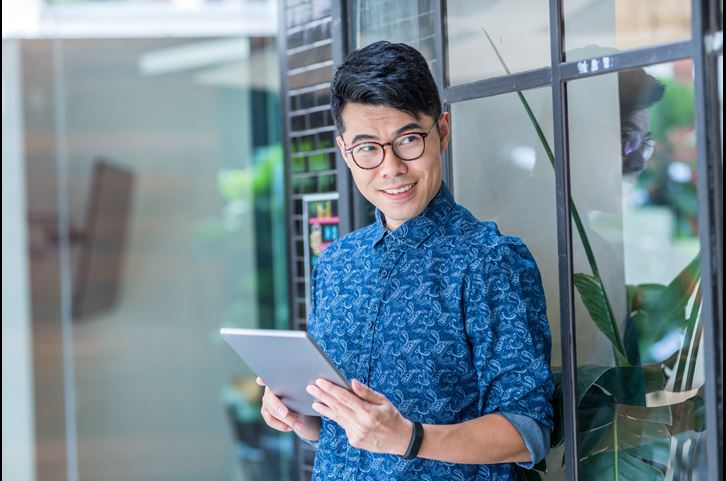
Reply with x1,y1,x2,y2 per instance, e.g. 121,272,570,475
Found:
482,30,706,481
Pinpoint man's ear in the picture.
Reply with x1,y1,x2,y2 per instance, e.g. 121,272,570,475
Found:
336,135,352,169
437,112,451,153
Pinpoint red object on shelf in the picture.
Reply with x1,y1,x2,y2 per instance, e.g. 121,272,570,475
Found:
309,216,340,224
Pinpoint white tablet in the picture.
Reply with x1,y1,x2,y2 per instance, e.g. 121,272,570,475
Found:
220,328,350,416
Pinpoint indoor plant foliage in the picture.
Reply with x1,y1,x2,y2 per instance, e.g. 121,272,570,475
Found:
481,30,706,481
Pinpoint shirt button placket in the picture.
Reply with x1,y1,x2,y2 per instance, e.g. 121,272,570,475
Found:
357,262,388,386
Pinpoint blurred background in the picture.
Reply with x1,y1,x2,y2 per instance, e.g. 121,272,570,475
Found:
3,1,295,481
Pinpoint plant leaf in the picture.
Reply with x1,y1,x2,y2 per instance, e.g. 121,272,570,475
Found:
574,273,628,364
580,447,666,481
627,253,701,363
579,403,672,480
623,310,644,365
648,254,700,345
576,365,612,405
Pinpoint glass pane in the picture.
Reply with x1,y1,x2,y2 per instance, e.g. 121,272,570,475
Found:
565,0,691,61
354,0,438,64
17,37,292,480
451,89,564,480
568,61,707,479
446,0,550,85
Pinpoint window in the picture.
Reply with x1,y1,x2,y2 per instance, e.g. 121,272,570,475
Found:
569,61,706,478
446,0,550,84
564,0,691,61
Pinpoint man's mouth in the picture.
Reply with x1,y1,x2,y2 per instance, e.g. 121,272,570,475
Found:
380,182,417,195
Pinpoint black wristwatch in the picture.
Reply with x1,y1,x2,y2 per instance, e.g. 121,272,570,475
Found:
402,420,424,460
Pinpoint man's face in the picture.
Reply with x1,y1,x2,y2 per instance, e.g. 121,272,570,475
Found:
336,103,450,231
621,108,653,177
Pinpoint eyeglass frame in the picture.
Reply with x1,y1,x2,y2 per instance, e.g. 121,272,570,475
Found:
621,123,657,161
343,120,440,170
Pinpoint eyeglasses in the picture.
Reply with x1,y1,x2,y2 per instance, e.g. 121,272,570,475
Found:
344,121,439,170
622,127,656,161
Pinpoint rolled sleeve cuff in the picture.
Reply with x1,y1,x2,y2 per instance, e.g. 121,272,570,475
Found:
498,412,550,469
299,436,319,449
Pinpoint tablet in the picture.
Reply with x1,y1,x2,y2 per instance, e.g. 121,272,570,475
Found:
220,328,350,416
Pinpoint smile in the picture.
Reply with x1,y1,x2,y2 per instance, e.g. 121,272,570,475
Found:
381,182,417,195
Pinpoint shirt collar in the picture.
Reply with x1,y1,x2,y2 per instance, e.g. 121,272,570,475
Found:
372,182,455,248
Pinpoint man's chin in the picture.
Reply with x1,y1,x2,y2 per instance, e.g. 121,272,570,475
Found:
623,153,647,175
382,205,422,224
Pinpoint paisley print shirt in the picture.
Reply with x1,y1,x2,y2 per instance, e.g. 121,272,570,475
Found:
307,182,554,481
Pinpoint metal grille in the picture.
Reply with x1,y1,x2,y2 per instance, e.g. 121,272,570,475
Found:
280,1,347,479
283,0,337,335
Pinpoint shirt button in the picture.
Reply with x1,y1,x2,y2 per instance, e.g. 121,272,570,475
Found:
380,269,388,278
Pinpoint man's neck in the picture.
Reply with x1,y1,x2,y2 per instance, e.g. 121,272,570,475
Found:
385,219,402,232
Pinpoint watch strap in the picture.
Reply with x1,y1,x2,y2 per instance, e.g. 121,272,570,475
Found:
402,420,424,460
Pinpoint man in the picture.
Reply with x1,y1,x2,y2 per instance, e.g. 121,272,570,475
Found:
257,40,554,480
618,67,665,177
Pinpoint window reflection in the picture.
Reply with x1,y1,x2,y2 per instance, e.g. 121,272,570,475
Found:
451,89,564,480
568,60,706,479
565,0,691,61
446,0,550,85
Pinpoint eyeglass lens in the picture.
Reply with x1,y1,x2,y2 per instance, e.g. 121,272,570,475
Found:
351,134,426,167
622,129,656,160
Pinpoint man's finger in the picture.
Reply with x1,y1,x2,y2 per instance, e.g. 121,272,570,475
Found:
316,379,365,410
263,388,291,418
261,405,293,432
351,379,387,404
311,401,341,425
307,382,356,420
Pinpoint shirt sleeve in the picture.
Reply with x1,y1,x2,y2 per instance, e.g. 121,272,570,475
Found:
299,436,320,449
464,240,555,435
498,412,550,468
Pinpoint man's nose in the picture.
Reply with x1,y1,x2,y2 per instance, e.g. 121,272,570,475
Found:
378,145,408,178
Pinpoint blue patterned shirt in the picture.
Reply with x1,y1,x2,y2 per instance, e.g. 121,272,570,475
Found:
307,183,554,481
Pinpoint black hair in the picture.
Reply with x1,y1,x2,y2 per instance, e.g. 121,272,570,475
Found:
330,41,442,133
618,68,666,116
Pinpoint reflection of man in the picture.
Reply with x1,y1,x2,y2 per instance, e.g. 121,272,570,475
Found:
619,68,666,177
257,41,554,480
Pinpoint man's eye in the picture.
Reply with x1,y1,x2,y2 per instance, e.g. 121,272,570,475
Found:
398,135,419,145
355,144,378,153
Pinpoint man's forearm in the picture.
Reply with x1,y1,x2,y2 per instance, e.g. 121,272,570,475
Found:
416,413,531,465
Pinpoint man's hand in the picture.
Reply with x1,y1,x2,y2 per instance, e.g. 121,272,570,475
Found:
256,377,322,442
306,378,413,455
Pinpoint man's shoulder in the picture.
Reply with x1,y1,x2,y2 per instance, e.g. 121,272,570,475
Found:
449,205,526,251
445,205,539,274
